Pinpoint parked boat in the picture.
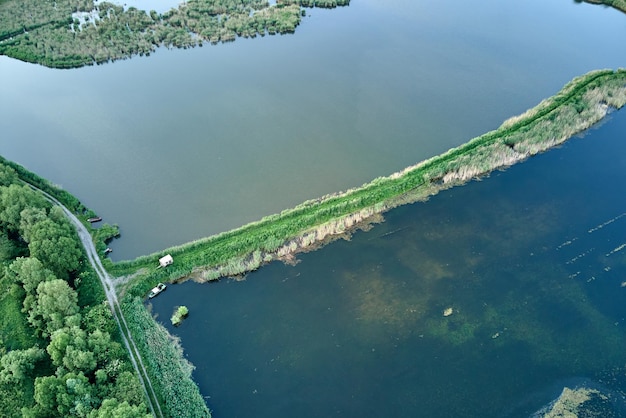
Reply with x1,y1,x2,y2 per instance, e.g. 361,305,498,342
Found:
87,217,102,223
148,283,167,299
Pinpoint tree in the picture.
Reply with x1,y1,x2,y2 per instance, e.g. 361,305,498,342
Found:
88,399,150,418
32,375,64,417
32,372,98,417
108,371,145,406
25,217,82,280
19,207,48,243
0,164,18,187
47,326,96,375
87,329,123,370
8,257,56,313
0,347,46,384
28,280,80,337
0,184,47,232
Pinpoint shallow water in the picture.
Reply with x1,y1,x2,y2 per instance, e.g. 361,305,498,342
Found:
148,109,626,417
2,0,626,259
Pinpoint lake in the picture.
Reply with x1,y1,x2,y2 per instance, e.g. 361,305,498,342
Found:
2,0,626,260
149,108,626,417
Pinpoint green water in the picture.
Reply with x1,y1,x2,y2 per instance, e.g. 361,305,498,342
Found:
150,110,626,416
1,0,626,259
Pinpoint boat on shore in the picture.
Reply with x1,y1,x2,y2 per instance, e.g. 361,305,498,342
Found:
87,216,102,223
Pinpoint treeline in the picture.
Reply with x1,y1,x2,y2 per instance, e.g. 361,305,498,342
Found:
111,69,626,299
0,0,349,68
0,163,149,417
582,0,626,13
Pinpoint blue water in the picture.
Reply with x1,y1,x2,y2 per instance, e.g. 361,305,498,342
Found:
149,109,626,417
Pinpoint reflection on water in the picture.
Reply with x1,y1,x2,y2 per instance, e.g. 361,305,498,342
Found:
149,111,626,417
3,0,626,260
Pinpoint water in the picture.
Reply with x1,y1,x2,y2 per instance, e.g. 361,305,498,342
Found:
2,0,626,259
149,110,626,417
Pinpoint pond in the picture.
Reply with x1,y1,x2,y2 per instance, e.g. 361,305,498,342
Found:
148,108,626,416
1,0,626,259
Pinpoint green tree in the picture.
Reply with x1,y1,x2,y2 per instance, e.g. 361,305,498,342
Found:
31,372,98,417
47,326,96,375
25,217,82,280
87,329,124,370
0,164,18,187
0,184,47,232
28,280,80,338
108,371,145,406
83,302,116,335
8,257,56,313
31,375,64,417
0,347,46,384
88,398,150,418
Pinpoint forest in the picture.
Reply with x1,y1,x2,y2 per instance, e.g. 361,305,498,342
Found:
0,0,348,68
0,163,150,417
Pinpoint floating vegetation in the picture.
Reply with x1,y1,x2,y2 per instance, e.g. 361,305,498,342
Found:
565,247,595,264
587,212,626,233
556,237,578,250
171,305,189,326
605,243,626,257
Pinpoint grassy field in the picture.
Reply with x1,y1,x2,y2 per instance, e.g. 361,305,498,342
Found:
107,69,626,298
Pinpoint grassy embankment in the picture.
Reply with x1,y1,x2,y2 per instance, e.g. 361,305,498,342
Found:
0,0,348,69
109,69,626,299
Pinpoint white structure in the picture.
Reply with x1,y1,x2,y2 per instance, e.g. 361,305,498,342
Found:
159,254,173,268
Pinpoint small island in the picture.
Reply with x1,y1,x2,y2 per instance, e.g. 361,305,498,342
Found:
171,306,189,326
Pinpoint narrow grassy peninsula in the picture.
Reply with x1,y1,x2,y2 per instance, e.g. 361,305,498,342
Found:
111,69,626,298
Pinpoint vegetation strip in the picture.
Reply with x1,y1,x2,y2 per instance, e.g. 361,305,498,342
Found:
109,69,626,298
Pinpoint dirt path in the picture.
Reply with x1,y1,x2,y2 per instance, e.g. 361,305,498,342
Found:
30,185,164,418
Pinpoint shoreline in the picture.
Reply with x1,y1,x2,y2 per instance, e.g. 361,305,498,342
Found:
110,69,626,297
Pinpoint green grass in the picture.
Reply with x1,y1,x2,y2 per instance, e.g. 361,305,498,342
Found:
0,281,40,351
110,69,626,298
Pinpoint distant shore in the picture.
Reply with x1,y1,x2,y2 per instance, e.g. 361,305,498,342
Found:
584,0,626,14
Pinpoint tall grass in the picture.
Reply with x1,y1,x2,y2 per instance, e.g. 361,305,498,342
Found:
112,69,626,298
121,297,211,418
